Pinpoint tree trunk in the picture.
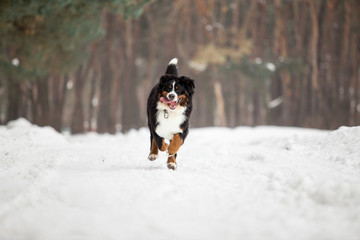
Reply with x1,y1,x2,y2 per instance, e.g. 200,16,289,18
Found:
97,13,116,134
50,74,68,132
35,76,51,127
6,78,21,123
337,0,352,126
121,19,139,132
71,67,86,134
307,0,320,122
87,59,99,132
213,81,227,127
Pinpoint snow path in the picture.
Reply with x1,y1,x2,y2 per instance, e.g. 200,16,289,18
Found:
1,119,360,240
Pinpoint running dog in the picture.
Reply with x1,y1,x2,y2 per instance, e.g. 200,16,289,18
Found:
147,58,195,170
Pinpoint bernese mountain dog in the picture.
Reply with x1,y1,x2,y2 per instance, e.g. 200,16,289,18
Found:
147,58,195,170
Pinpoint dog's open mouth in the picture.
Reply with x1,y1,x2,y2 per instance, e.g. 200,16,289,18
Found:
160,97,182,110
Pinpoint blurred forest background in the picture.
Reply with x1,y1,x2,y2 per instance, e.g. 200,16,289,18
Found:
0,0,359,133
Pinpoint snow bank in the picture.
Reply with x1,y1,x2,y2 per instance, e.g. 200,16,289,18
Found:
0,121,359,240
317,126,360,168
3,118,66,145
0,118,66,206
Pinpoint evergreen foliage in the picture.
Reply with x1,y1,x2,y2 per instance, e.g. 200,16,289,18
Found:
0,0,152,82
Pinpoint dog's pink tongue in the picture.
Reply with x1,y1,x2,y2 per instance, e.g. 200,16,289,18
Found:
160,97,177,108
160,97,172,104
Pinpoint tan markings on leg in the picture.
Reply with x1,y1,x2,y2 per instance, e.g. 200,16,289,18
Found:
150,137,158,155
167,134,183,155
167,155,177,170
167,155,176,164
148,137,159,161
159,139,168,152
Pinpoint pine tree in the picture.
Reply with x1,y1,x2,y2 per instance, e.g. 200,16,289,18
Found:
0,0,152,126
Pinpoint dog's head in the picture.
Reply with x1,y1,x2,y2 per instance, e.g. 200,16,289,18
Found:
157,75,195,111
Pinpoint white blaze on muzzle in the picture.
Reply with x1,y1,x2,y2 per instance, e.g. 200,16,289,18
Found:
160,81,181,110
167,81,178,102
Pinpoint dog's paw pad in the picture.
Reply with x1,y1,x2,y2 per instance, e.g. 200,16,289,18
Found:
148,154,158,161
167,162,177,170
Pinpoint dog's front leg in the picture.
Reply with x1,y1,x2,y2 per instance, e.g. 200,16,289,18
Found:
148,132,168,161
167,133,183,170
153,132,168,152
148,136,159,161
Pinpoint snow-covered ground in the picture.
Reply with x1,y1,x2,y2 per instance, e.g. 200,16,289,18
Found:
0,118,359,240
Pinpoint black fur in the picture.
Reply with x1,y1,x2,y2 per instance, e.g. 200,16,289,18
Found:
165,63,178,76
147,59,195,162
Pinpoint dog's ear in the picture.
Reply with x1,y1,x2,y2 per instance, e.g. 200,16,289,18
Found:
180,76,195,95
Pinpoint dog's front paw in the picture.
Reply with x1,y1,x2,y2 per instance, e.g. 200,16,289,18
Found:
167,162,177,170
148,154,158,161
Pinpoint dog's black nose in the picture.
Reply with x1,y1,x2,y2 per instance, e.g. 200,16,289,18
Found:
168,94,175,100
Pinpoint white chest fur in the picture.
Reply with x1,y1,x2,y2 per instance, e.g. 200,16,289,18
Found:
155,102,187,140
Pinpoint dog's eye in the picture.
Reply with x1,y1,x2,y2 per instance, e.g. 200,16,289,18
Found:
169,85,172,89
176,86,179,90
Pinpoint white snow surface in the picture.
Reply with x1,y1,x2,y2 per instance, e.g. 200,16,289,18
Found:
1,118,360,240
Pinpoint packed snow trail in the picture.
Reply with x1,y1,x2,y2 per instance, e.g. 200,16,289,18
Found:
0,118,360,240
